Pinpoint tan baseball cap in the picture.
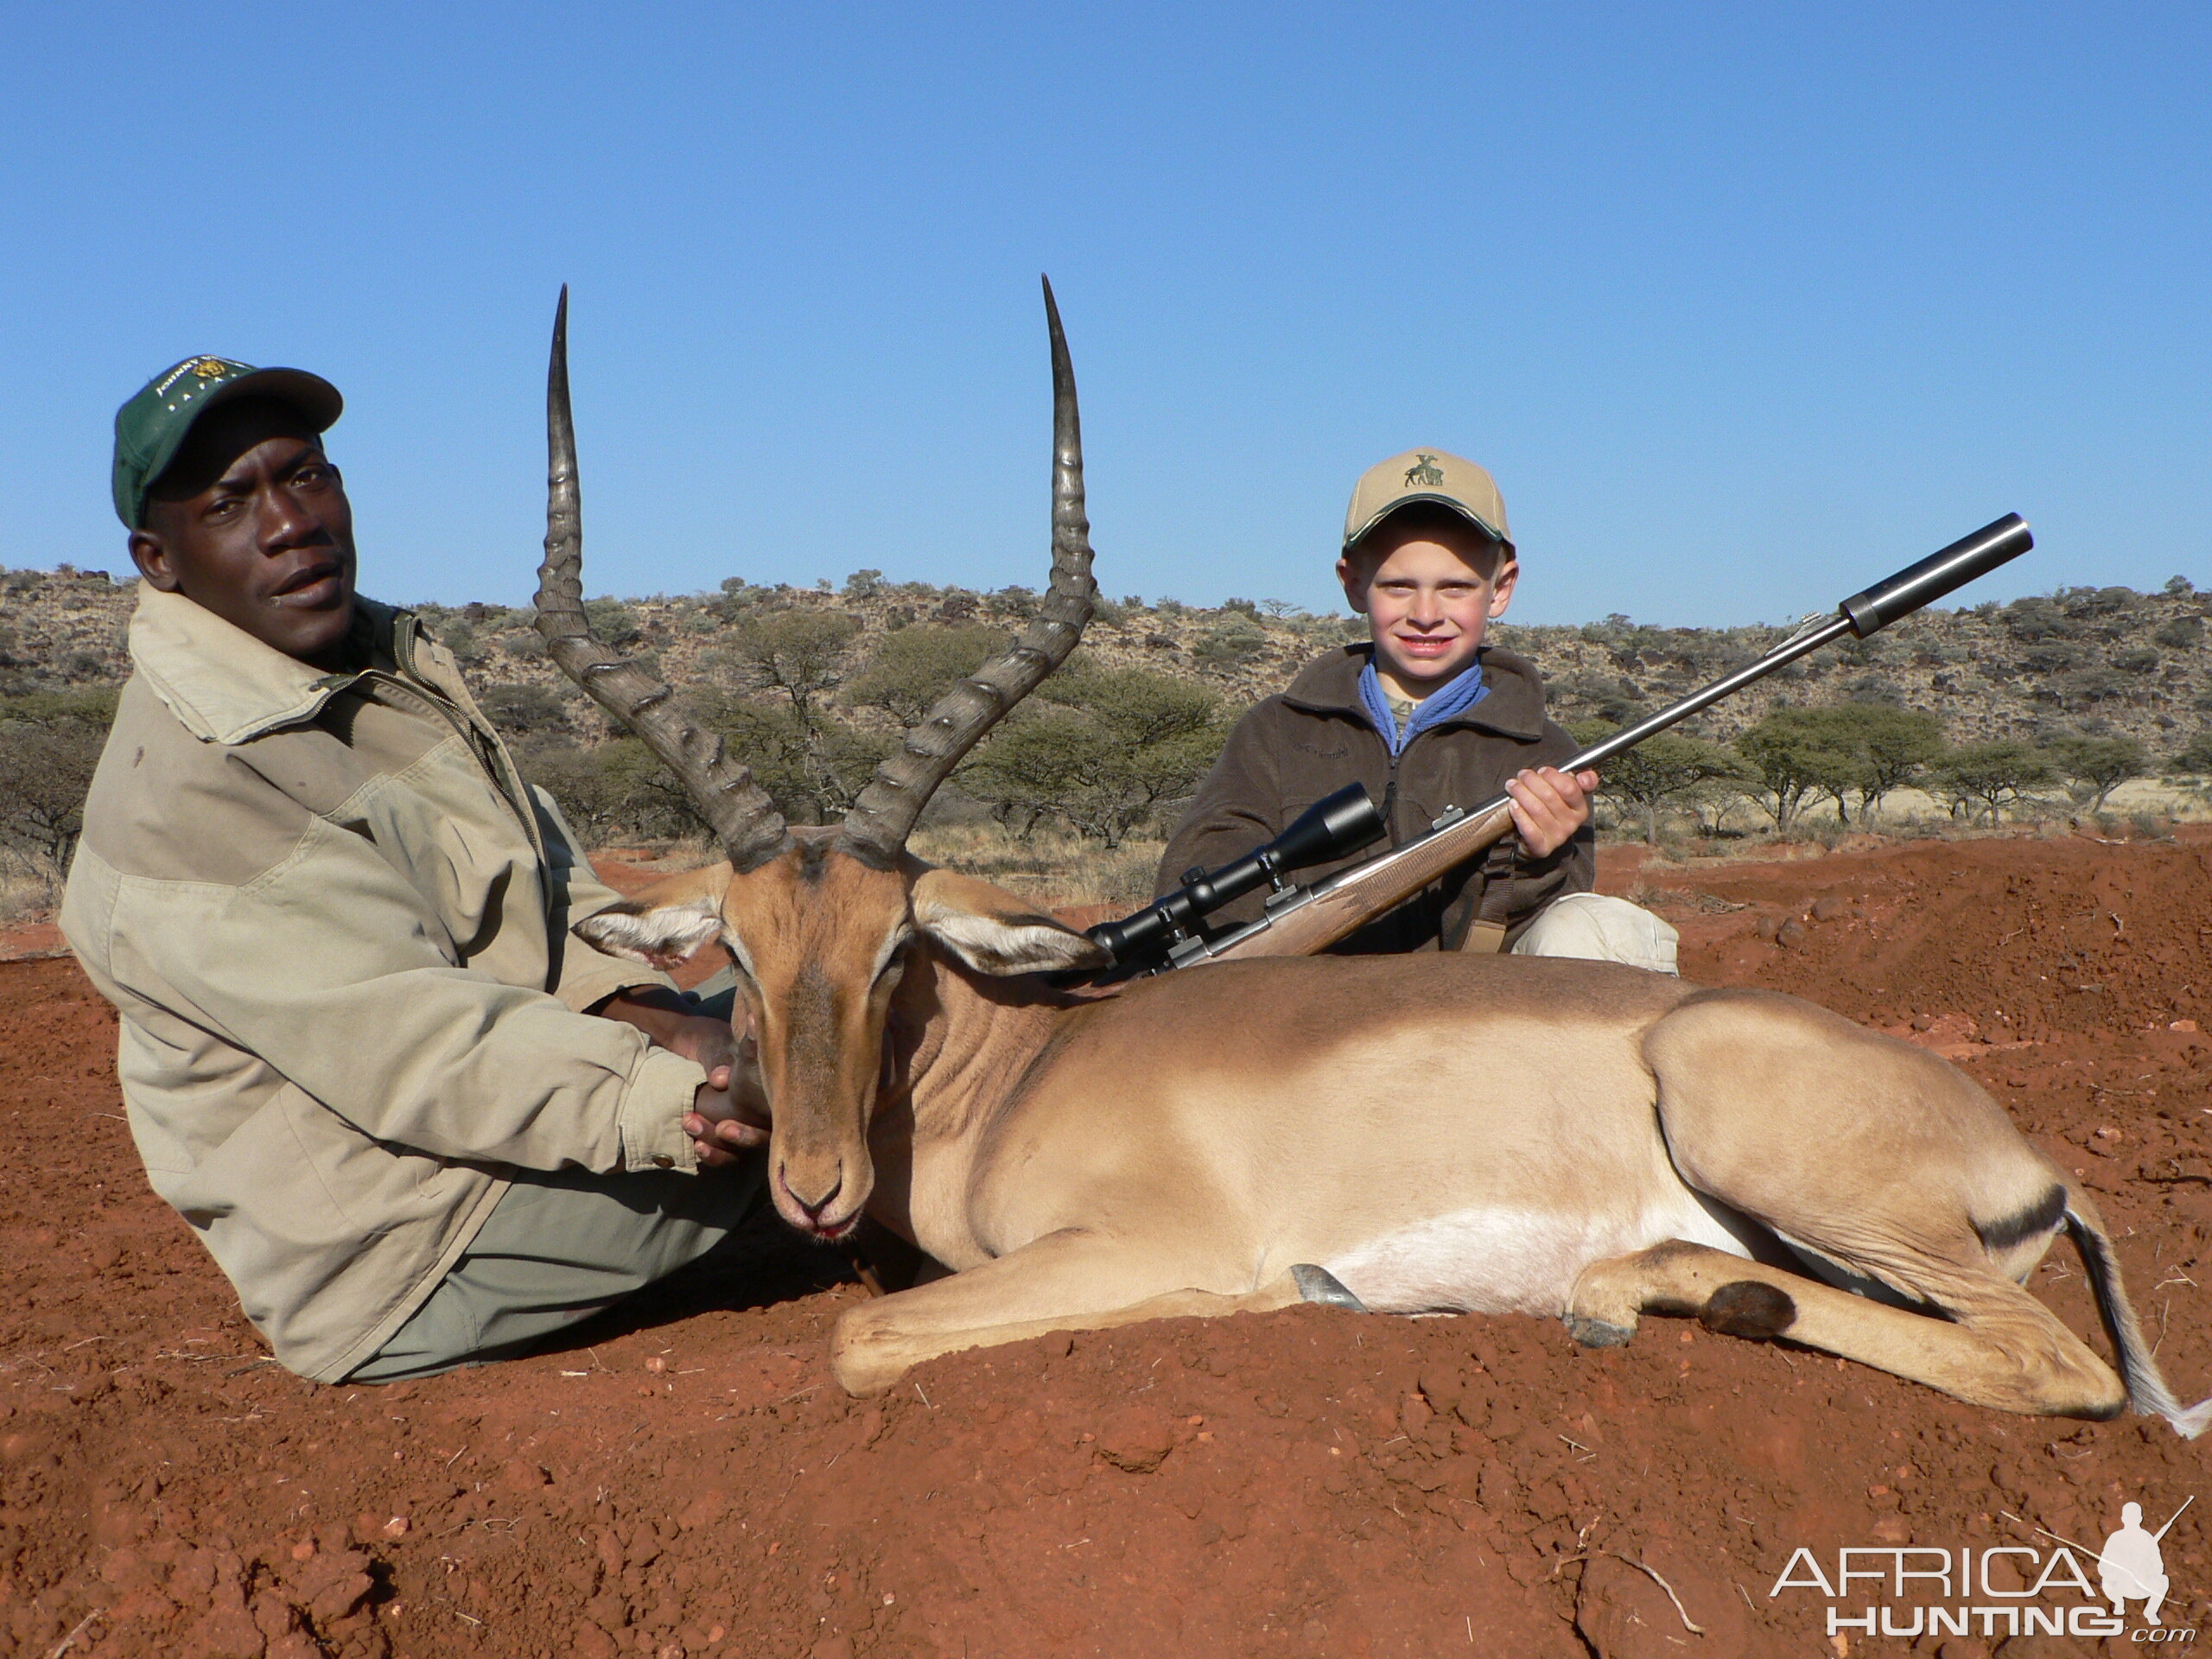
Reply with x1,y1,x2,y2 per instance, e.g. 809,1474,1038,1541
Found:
1343,448,1512,553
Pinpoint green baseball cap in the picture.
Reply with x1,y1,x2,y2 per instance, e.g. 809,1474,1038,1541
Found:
112,355,343,528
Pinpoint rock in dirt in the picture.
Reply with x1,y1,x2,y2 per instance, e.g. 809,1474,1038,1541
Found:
1096,1404,1177,1472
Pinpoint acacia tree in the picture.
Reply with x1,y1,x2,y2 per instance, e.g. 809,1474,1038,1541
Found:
1928,740,2055,825
689,608,895,822
962,666,1224,847
0,689,116,880
725,609,861,724
1831,703,1944,824
1568,721,1745,843
1732,708,1866,830
2047,734,2149,815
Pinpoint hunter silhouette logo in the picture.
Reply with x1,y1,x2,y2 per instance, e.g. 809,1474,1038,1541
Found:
1403,453,1446,487
1767,1489,2199,1643
2100,1496,2190,1625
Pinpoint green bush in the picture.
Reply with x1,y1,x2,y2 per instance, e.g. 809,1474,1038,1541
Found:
1191,613,1269,673
962,666,1225,847
2153,615,2203,651
0,689,118,873
843,624,1010,727
476,682,572,736
583,597,642,647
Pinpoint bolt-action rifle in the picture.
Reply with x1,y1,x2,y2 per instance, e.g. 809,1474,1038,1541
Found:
1087,513,2033,976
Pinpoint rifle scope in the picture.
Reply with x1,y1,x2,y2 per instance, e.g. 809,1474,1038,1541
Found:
1084,782,1385,963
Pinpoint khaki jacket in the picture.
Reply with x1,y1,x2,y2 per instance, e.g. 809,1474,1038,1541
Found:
60,588,703,1382
1157,644,1592,952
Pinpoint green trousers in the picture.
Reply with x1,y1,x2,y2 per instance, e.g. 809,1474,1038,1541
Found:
348,982,764,1382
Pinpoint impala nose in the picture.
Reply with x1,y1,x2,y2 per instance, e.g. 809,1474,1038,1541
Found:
781,1166,843,1224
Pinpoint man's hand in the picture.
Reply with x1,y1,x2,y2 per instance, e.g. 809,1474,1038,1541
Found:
1503,765,1599,860
593,988,768,1168
683,1078,768,1169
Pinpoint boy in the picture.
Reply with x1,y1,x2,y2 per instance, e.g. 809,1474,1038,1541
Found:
1157,448,1676,968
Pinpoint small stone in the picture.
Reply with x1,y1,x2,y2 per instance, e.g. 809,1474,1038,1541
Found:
500,1458,551,1491
289,1540,315,1562
644,1357,668,1374
1096,1406,1176,1473
380,1516,410,1539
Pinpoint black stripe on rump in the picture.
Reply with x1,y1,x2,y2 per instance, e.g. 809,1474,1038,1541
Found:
1974,1184,2067,1254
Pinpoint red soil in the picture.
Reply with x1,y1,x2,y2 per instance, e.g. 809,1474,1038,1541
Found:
3,831,2209,1657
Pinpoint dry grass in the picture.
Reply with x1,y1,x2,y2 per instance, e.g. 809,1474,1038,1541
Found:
0,860,60,929
907,821,1164,910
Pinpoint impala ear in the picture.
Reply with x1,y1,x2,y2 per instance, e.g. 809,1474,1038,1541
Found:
911,869,1112,976
575,863,733,970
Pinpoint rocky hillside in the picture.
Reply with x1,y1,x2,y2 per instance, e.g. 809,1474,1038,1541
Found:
7,562,2207,759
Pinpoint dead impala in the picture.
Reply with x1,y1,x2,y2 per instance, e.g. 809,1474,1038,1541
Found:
533,283,2209,1433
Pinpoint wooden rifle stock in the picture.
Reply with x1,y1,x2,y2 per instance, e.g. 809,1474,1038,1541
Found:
1207,800,1518,960
1150,513,2033,972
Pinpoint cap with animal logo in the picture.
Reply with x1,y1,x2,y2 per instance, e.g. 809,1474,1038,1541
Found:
1342,447,1512,553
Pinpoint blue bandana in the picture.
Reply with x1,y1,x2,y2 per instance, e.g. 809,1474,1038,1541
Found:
1357,656,1490,757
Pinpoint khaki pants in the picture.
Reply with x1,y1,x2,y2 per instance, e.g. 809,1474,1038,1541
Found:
349,986,766,1382
1510,892,1680,976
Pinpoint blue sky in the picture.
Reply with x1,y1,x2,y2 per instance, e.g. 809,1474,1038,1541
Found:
3,4,2206,625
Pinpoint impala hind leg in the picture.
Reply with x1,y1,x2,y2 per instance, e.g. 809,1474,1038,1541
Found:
829,1230,1307,1395
1567,1240,2127,1420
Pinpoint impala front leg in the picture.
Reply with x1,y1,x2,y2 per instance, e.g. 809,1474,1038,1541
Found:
829,1229,1306,1395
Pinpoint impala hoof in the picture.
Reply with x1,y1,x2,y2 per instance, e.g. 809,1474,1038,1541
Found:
1563,1313,1634,1348
1291,1264,1368,1312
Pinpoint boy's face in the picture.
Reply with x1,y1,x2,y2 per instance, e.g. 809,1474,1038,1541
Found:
1336,515,1517,700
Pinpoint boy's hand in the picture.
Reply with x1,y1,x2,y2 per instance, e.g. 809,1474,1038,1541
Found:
1504,766,1598,860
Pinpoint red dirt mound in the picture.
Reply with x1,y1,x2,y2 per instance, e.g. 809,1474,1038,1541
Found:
3,831,2209,1657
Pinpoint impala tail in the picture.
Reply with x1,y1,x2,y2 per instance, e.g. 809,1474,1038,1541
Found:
2064,1188,2212,1438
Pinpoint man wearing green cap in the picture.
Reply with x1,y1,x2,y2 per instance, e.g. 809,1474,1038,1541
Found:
1159,447,1677,966
62,356,769,1384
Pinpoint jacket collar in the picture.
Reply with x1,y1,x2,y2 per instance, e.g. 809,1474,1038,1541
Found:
130,584,407,745
1281,642,1551,741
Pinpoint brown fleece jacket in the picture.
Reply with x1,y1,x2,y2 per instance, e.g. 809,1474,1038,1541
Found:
1156,644,1593,952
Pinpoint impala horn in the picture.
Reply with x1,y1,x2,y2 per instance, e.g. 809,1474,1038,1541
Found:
532,287,793,870
836,275,1099,867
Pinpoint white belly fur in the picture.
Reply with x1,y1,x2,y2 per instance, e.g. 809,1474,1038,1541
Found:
1322,1192,1751,1318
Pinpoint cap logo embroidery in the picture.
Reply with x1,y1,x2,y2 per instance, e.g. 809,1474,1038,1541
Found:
1404,454,1446,487
188,357,231,379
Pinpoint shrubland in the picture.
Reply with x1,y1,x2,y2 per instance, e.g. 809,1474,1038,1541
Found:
2,563,2208,904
